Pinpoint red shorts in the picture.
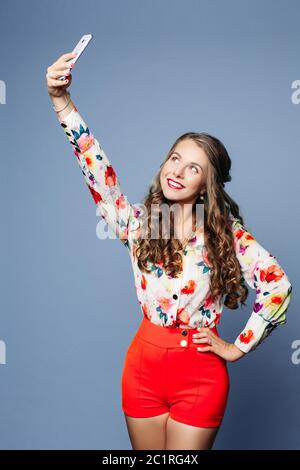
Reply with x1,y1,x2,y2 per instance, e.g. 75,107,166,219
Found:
121,317,230,428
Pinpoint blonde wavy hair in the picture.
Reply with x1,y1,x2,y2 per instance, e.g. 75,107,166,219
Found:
135,131,248,310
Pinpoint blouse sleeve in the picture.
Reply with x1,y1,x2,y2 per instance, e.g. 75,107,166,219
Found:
231,218,293,354
58,105,140,250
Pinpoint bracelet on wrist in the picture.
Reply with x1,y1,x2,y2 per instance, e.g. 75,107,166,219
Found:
52,91,71,113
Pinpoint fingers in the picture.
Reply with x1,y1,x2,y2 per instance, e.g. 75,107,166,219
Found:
194,337,210,344
46,66,70,80
197,345,212,352
55,59,74,71
47,52,76,77
47,68,70,79
192,331,211,341
47,76,70,87
60,52,77,61
196,333,213,351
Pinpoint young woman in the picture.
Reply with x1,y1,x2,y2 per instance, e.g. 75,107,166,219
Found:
46,52,293,450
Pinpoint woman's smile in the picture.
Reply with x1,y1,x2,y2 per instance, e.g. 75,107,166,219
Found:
167,178,186,190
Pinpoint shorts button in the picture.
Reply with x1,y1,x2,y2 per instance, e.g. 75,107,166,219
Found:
181,330,188,336
180,339,187,347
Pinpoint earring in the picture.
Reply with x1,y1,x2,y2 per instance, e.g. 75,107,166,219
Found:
199,193,206,202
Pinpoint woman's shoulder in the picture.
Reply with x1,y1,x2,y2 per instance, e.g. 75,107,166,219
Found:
229,215,250,236
229,214,243,228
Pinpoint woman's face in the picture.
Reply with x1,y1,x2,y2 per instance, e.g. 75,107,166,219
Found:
160,138,208,205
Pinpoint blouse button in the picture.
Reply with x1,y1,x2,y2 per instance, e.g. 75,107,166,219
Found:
173,294,178,300
180,339,187,347
181,330,188,336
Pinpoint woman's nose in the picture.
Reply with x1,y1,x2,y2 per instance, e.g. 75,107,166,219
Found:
173,165,184,177
173,168,184,179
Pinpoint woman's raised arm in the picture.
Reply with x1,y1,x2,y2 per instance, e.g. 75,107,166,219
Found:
46,52,140,250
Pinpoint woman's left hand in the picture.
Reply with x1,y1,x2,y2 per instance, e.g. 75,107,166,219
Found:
192,327,246,362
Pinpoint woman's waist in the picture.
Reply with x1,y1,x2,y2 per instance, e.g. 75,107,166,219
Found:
134,316,219,349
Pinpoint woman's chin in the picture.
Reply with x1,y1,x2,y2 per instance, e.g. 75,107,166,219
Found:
162,186,187,201
163,191,184,202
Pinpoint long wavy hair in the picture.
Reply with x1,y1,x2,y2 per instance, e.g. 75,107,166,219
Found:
135,131,249,310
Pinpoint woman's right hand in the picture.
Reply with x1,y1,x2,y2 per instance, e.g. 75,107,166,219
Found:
46,52,76,97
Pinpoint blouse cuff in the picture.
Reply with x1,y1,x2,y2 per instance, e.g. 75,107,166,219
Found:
233,314,279,354
234,284,292,354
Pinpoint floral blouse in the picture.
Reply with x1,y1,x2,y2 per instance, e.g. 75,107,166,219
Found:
58,105,293,354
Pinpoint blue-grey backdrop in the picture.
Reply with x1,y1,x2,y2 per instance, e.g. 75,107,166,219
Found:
0,0,299,450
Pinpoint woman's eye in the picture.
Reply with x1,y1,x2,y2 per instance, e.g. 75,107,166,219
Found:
170,156,198,174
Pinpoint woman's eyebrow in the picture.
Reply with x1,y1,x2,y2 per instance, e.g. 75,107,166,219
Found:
172,151,203,171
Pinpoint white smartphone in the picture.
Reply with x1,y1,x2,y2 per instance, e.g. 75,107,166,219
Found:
59,34,93,80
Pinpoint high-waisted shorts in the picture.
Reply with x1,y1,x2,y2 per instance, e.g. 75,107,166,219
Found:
121,317,230,428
